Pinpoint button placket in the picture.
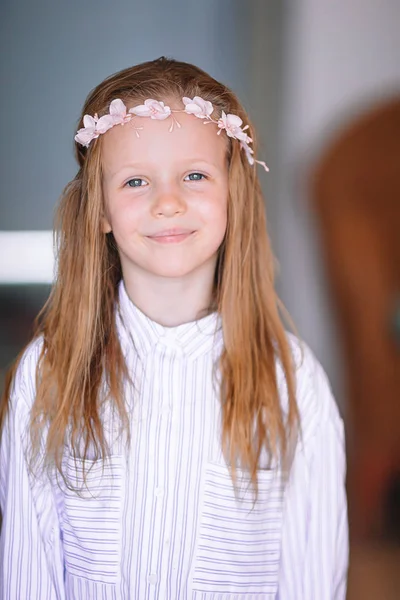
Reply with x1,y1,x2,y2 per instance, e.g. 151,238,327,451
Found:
148,344,173,590
163,358,185,583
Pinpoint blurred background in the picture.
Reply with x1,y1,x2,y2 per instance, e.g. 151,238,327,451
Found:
1,0,399,597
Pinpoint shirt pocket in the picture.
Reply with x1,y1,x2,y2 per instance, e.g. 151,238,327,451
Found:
193,461,284,599
61,453,123,585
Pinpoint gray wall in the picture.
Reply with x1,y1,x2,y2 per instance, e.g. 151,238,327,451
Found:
275,0,400,410
1,0,283,231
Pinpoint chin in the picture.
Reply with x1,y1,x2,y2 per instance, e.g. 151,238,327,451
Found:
147,249,221,280
123,252,219,281
150,264,199,278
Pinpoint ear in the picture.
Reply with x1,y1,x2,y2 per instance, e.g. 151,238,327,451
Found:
101,215,112,234
101,187,112,233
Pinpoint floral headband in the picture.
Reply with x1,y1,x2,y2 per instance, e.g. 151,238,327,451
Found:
75,97,269,172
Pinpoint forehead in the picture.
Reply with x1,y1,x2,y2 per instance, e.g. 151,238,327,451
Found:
101,109,228,174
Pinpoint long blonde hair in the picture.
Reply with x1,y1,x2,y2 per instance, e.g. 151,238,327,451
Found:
1,57,299,492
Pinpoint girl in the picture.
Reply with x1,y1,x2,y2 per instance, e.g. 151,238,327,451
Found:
0,57,348,599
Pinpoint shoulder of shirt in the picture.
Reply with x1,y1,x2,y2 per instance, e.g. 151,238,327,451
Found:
278,332,344,447
8,335,44,414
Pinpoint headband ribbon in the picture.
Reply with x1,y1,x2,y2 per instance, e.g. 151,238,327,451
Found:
75,97,269,172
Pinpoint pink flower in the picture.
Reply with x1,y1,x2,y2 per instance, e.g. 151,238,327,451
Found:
74,99,133,146
74,114,99,147
129,99,171,120
97,99,132,133
110,98,132,124
182,96,213,119
95,114,116,134
218,112,253,144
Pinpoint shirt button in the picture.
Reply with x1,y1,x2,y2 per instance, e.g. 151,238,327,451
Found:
155,487,164,498
148,573,158,585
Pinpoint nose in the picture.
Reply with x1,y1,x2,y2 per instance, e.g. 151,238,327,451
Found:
151,186,187,218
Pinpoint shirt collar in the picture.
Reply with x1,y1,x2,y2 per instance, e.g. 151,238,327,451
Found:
117,280,223,360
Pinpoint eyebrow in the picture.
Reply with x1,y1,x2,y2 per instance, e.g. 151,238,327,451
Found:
105,163,147,178
106,158,222,179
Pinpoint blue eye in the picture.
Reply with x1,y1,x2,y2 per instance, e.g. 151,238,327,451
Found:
185,172,206,181
126,178,146,187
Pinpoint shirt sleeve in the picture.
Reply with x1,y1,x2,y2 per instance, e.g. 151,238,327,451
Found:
0,353,65,599
301,359,349,600
277,339,349,600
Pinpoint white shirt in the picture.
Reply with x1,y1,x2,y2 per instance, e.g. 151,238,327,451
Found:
0,282,348,599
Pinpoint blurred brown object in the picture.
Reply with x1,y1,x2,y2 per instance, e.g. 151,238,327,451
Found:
311,96,400,542
347,543,400,600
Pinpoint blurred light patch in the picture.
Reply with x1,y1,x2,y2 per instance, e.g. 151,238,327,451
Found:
0,231,54,284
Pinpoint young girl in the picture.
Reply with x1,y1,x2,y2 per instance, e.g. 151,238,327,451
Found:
0,57,348,599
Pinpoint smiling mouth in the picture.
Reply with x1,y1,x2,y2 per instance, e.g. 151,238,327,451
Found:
147,230,196,244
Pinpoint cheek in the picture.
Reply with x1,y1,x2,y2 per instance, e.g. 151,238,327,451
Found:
209,196,228,233
106,198,144,233
199,189,228,220
214,207,228,235
199,200,228,249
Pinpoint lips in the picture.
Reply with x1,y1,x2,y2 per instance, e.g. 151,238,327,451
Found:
149,228,194,238
147,228,196,244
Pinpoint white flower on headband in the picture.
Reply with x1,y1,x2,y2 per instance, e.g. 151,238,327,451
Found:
129,99,171,120
217,112,251,143
183,96,213,119
75,100,132,146
75,115,100,146
107,98,133,126
74,96,269,171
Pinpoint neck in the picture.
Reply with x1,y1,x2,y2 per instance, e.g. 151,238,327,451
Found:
122,262,216,327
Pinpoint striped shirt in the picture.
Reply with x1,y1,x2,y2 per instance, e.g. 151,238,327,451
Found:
0,281,348,599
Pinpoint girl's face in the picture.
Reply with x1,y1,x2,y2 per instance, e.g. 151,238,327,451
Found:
101,105,229,285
